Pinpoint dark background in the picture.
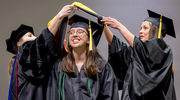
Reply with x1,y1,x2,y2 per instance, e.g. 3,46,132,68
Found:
0,0,179,99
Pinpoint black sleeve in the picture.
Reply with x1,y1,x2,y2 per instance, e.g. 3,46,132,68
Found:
133,37,169,70
130,37,174,96
18,28,58,79
108,35,131,89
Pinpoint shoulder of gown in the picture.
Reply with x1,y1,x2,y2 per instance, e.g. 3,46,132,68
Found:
128,37,175,98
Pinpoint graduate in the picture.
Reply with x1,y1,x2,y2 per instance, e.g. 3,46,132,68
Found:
46,14,119,100
6,5,78,100
101,10,176,100
44,2,119,100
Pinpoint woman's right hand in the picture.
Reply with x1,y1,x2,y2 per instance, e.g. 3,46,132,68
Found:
56,5,78,19
101,17,134,47
48,5,78,26
48,5,78,36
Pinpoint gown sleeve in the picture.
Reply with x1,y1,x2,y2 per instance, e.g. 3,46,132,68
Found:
18,28,58,80
108,35,131,89
130,37,174,96
98,61,119,100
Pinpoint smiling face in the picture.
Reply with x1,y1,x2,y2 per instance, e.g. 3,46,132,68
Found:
68,27,89,50
139,21,151,41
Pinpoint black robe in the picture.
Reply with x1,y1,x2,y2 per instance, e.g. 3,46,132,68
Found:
11,28,59,100
46,59,119,100
108,35,176,100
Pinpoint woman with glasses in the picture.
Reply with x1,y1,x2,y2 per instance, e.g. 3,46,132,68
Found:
46,14,119,100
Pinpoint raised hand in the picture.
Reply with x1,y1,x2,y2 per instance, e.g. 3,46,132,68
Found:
101,17,121,29
56,5,78,19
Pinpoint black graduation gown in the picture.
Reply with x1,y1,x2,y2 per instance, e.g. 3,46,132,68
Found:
46,59,119,100
108,35,176,100
11,28,59,100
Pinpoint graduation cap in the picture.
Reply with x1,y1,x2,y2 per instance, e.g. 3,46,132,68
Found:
6,24,34,54
48,2,104,53
144,9,176,38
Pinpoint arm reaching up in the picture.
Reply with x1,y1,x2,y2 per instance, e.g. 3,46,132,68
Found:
101,17,135,47
48,5,78,36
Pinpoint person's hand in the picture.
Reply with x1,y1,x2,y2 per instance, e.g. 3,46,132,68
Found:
56,5,78,19
48,5,78,36
101,17,121,29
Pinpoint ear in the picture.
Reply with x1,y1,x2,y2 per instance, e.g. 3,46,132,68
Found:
17,41,22,47
87,40,90,44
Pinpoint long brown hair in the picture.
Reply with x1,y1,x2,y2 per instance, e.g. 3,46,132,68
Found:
61,35,103,76
148,22,166,40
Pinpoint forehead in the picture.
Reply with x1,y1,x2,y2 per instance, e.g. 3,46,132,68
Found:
70,27,87,32
142,21,151,25
24,32,33,35
141,21,151,26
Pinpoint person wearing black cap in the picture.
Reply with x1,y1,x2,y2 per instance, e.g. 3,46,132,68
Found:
6,24,37,100
6,5,78,100
101,10,176,100
6,24,36,77
45,14,119,100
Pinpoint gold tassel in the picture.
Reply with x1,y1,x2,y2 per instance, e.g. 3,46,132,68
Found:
88,20,93,51
158,15,163,38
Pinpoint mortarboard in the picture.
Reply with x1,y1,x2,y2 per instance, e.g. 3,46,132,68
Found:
6,24,34,54
144,9,176,38
72,2,104,51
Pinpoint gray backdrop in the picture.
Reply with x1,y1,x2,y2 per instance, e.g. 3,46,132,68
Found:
0,0,179,99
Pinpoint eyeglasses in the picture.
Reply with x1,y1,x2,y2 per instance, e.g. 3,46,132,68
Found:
68,29,88,36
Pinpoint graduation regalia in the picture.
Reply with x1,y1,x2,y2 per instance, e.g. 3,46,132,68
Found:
45,2,118,99
109,36,176,100
108,10,176,100
46,59,118,100
6,22,67,100
14,28,59,100
6,24,55,100
46,11,119,99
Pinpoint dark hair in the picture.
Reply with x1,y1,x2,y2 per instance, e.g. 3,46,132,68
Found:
61,33,103,76
149,22,166,40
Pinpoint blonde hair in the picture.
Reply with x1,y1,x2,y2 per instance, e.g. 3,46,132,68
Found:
8,38,22,82
8,56,15,84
